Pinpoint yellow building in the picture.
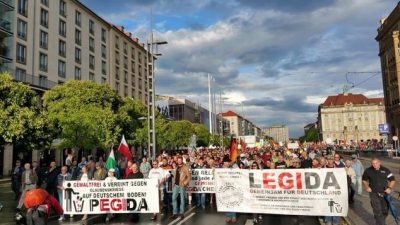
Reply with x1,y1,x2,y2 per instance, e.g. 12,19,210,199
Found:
318,93,385,142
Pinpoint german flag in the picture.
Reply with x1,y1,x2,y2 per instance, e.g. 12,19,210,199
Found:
229,137,238,162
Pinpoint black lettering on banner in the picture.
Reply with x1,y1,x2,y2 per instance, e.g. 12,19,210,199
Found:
305,172,320,189
249,172,261,188
90,199,99,211
138,198,148,211
323,172,341,189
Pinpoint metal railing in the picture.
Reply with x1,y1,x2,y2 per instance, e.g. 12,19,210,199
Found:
11,70,58,90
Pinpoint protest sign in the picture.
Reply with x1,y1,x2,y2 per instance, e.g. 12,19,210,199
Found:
62,179,159,214
187,169,215,193
214,168,348,216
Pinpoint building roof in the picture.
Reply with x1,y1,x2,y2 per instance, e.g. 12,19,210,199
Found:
220,110,239,117
321,93,384,107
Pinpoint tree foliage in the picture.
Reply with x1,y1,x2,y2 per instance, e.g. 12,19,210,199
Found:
0,73,52,149
163,120,194,149
299,128,319,143
192,123,210,147
43,81,122,150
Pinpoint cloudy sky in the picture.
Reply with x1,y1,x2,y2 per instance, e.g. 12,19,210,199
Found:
82,0,397,137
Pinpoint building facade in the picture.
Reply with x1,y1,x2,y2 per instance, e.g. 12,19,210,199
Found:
7,0,149,103
220,111,258,137
0,0,13,72
318,93,385,142
262,125,289,143
376,2,400,137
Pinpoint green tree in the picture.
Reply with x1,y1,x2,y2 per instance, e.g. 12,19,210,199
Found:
117,98,147,145
164,120,194,149
134,113,167,149
300,128,319,142
192,123,210,147
43,80,122,150
0,73,52,150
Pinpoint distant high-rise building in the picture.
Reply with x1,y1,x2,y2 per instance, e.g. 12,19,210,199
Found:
262,125,289,143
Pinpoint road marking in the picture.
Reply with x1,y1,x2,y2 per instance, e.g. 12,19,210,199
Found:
176,212,195,225
167,217,181,225
245,219,253,225
185,206,196,214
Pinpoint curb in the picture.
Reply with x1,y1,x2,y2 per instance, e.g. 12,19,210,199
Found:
343,216,352,225
0,178,11,185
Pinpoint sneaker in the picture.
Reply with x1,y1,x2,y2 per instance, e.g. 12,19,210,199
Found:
253,218,258,224
105,217,109,223
58,216,64,221
231,217,237,223
150,215,157,220
180,214,185,219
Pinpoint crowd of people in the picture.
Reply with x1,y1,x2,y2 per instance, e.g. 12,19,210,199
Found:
9,144,397,225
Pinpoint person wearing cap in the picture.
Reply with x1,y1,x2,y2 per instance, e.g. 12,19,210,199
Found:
351,154,364,195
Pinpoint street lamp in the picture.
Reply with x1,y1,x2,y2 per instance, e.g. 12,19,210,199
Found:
147,39,167,160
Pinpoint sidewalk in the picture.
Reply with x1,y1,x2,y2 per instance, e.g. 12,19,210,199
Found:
0,181,17,225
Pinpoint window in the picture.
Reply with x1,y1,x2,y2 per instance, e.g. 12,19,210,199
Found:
89,37,95,52
40,9,49,27
124,57,128,69
131,61,135,73
15,68,26,81
102,61,106,75
115,51,119,64
115,66,120,80
131,76,135,86
131,48,135,59
124,86,128,97
101,28,106,42
75,11,81,26
75,48,81,64
59,20,66,37
39,30,48,49
138,52,142,63
124,71,128,83
59,0,66,16
101,77,106,84
58,60,66,77
115,36,119,49
59,40,66,57
16,43,26,63
41,0,49,6
115,82,120,92
39,75,47,87
89,20,95,35
18,0,28,16
89,72,95,81
58,80,64,85
101,44,106,58
75,67,81,80
39,52,48,71
123,42,127,54
17,19,27,39
89,55,95,70
75,29,81,45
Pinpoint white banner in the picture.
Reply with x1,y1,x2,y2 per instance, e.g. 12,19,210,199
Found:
214,168,348,216
187,169,215,193
62,179,159,214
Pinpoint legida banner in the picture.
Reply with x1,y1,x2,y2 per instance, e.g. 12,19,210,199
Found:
186,169,215,193
62,179,159,214
214,168,348,216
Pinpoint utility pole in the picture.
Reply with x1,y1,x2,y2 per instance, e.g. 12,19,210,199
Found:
208,74,212,134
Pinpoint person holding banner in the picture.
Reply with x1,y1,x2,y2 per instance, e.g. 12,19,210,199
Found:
148,160,167,220
169,156,191,219
194,158,208,209
104,168,118,222
222,157,237,223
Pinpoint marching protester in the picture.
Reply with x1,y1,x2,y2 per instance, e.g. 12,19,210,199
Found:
93,162,107,180
44,161,59,200
362,158,397,225
12,160,23,201
140,157,152,178
56,166,72,221
25,189,63,225
351,154,364,195
170,156,191,219
345,160,356,204
78,165,89,221
104,168,118,222
17,163,38,211
148,160,167,220
222,157,237,223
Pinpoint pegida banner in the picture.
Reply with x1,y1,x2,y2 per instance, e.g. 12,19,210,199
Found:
214,168,348,216
187,169,215,193
62,179,159,214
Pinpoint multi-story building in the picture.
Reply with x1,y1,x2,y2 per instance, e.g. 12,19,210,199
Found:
262,125,289,143
304,122,318,135
155,96,230,135
376,2,400,136
1,0,151,176
8,0,149,103
220,110,258,137
318,93,385,142
0,0,13,72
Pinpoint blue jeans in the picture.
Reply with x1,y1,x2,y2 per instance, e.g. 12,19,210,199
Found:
325,216,340,225
385,194,400,224
58,191,63,208
196,193,206,208
172,186,186,215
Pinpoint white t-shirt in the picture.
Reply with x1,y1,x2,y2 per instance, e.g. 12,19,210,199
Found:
104,176,117,182
148,167,167,190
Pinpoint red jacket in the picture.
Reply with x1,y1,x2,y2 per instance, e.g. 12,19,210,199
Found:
43,195,63,216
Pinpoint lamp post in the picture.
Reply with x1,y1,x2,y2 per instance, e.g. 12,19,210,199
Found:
147,39,167,160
